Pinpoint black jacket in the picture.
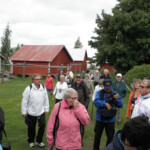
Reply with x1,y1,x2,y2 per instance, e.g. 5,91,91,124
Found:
0,106,5,129
100,74,111,80
71,81,90,109
105,131,125,150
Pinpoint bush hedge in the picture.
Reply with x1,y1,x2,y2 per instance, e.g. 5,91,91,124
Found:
125,64,150,86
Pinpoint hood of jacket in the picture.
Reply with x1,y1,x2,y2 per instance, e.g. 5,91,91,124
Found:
106,130,125,150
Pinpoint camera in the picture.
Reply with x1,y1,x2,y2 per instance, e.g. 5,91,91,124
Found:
108,92,117,106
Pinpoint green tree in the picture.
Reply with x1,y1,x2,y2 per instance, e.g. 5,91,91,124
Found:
74,37,83,48
89,0,150,74
1,24,12,69
11,43,24,55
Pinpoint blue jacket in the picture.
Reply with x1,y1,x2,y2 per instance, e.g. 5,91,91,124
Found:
94,89,123,123
105,130,125,150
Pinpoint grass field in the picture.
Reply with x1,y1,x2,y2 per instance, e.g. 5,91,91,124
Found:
0,77,129,150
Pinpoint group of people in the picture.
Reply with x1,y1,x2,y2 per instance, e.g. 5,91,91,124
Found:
20,70,150,150
21,72,91,150
0,68,150,150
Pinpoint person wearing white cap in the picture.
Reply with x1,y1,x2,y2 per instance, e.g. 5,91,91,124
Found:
112,73,126,124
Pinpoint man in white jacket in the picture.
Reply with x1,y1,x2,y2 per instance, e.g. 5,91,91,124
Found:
131,79,150,120
21,74,49,148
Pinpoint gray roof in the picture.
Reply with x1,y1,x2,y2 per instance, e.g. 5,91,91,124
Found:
68,48,87,61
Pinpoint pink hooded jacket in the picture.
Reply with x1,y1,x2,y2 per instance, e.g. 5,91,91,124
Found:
44,76,54,89
46,100,89,150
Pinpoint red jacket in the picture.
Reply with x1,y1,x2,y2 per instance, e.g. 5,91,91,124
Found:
46,100,89,150
44,76,54,89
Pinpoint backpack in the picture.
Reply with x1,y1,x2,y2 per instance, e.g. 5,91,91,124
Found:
53,102,84,147
0,107,11,150
29,84,45,90
99,89,117,120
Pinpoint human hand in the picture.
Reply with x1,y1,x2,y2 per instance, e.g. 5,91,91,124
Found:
49,147,53,150
130,104,134,111
113,94,119,100
73,100,79,108
22,114,26,118
106,103,112,110
52,95,55,100
45,112,49,115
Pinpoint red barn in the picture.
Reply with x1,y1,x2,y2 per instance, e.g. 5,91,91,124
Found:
100,63,115,72
9,45,73,76
68,48,87,72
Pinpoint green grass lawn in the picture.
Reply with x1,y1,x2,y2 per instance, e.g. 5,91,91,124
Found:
0,77,129,150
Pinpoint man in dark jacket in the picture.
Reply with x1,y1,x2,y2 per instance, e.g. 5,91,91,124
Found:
105,115,150,150
0,106,5,144
100,69,111,80
93,79,123,150
71,74,90,110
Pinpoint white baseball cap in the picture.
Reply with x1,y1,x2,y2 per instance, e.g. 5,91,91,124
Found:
116,73,122,77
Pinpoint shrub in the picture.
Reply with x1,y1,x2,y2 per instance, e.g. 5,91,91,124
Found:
125,64,150,86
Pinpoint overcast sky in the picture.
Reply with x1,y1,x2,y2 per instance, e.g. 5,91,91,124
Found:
0,0,118,57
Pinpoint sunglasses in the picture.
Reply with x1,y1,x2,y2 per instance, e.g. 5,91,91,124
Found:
34,78,41,81
140,86,148,89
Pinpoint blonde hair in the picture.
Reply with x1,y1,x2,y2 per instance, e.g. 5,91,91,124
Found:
134,79,142,84
134,79,142,89
99,79,104,85
60,75,65,78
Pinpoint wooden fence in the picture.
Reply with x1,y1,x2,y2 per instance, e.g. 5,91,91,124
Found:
0,63,81,82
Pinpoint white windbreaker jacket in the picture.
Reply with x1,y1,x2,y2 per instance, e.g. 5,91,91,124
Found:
131,93,150,120
21,83,49,116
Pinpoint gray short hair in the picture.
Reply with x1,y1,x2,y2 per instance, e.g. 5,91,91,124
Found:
143,79,150,88
84,74,89,78
104,69,109,73
32,74,41,81
63,88,78,99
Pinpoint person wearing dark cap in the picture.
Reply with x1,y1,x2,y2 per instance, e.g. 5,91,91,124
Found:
105,115,150,150
71,74,90,110
93,79,123,150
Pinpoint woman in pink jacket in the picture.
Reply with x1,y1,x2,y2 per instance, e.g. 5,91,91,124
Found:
45,73,54,95
47,88,90,150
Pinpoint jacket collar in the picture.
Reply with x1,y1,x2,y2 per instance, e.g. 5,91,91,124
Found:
32,83,43,90
62,100,73,109
140,93,150,100
75,80,84,87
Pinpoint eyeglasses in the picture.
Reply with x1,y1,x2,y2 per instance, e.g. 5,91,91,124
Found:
34,78,41,81
70,97,78,100
140,86,148,89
